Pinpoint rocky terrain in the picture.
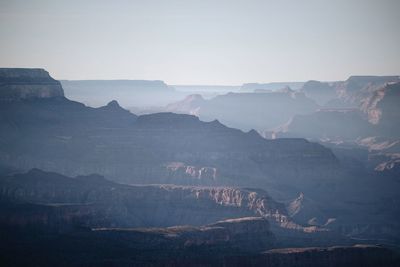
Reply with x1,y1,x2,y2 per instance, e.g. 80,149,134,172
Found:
0,169,289,228
300,76,400,108
276,78,400,176
164,90,318,131
1,169,398,266
0,74,338,197
1,169,349,241
0,68,400,266
292,78,400,138
0,68,64,100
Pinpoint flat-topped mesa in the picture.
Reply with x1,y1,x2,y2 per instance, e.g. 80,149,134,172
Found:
0,68,64,100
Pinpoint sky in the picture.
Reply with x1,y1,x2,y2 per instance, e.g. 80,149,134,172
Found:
0,0,399,85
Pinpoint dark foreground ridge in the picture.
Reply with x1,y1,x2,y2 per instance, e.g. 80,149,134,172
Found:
0,169,399,267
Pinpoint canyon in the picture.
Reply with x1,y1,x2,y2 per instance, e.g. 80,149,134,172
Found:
0,68,399,266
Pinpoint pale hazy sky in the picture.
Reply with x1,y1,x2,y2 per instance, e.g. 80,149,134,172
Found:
0,0,399,84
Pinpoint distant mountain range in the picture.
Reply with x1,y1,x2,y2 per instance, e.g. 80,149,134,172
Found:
165,89,318,131
275,77,400,177
240,82,305,92
61,79,183,108
154,75,400,177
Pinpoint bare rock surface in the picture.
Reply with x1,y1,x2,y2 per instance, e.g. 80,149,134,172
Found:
0,68,64,100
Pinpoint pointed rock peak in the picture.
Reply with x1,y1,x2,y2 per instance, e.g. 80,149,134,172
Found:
107,100,121,108
100,100,135,115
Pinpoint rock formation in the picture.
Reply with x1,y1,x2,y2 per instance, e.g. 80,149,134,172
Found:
165,91,319,131
300,80,337,105
0,169,288,228
0,88,338,196
0,68,64,100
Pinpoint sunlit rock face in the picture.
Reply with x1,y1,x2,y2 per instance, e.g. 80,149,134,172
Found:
337,76,400,105
0,169,289,228
0,169,341,246
361,82,400,132
0,68,64,100
300,76,400,108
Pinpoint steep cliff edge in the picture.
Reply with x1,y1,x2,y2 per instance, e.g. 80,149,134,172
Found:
361,82,400,134
0,68,64,100
0,169,289,228
299,75,400,108
300,80,337,106
0,93,338,196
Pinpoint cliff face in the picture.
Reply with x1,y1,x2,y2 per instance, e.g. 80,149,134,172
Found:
299,76,400,108
338,76,400,105
0,68,64,100
280,82,400,175
0,69,337,195
361,82,400,132
0,95,338,197
2,169,369,266
1,69,399,247
300,80,337,106
165,94,205,116
0,169,289,228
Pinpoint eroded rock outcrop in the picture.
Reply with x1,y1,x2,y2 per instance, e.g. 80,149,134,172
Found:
301,80,337,106
0,169,289,228
0,68,64,100
164,91,319,131
0,93,338,195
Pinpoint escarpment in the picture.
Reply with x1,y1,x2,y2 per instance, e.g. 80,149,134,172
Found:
0,68,64,100
0,169,289,228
